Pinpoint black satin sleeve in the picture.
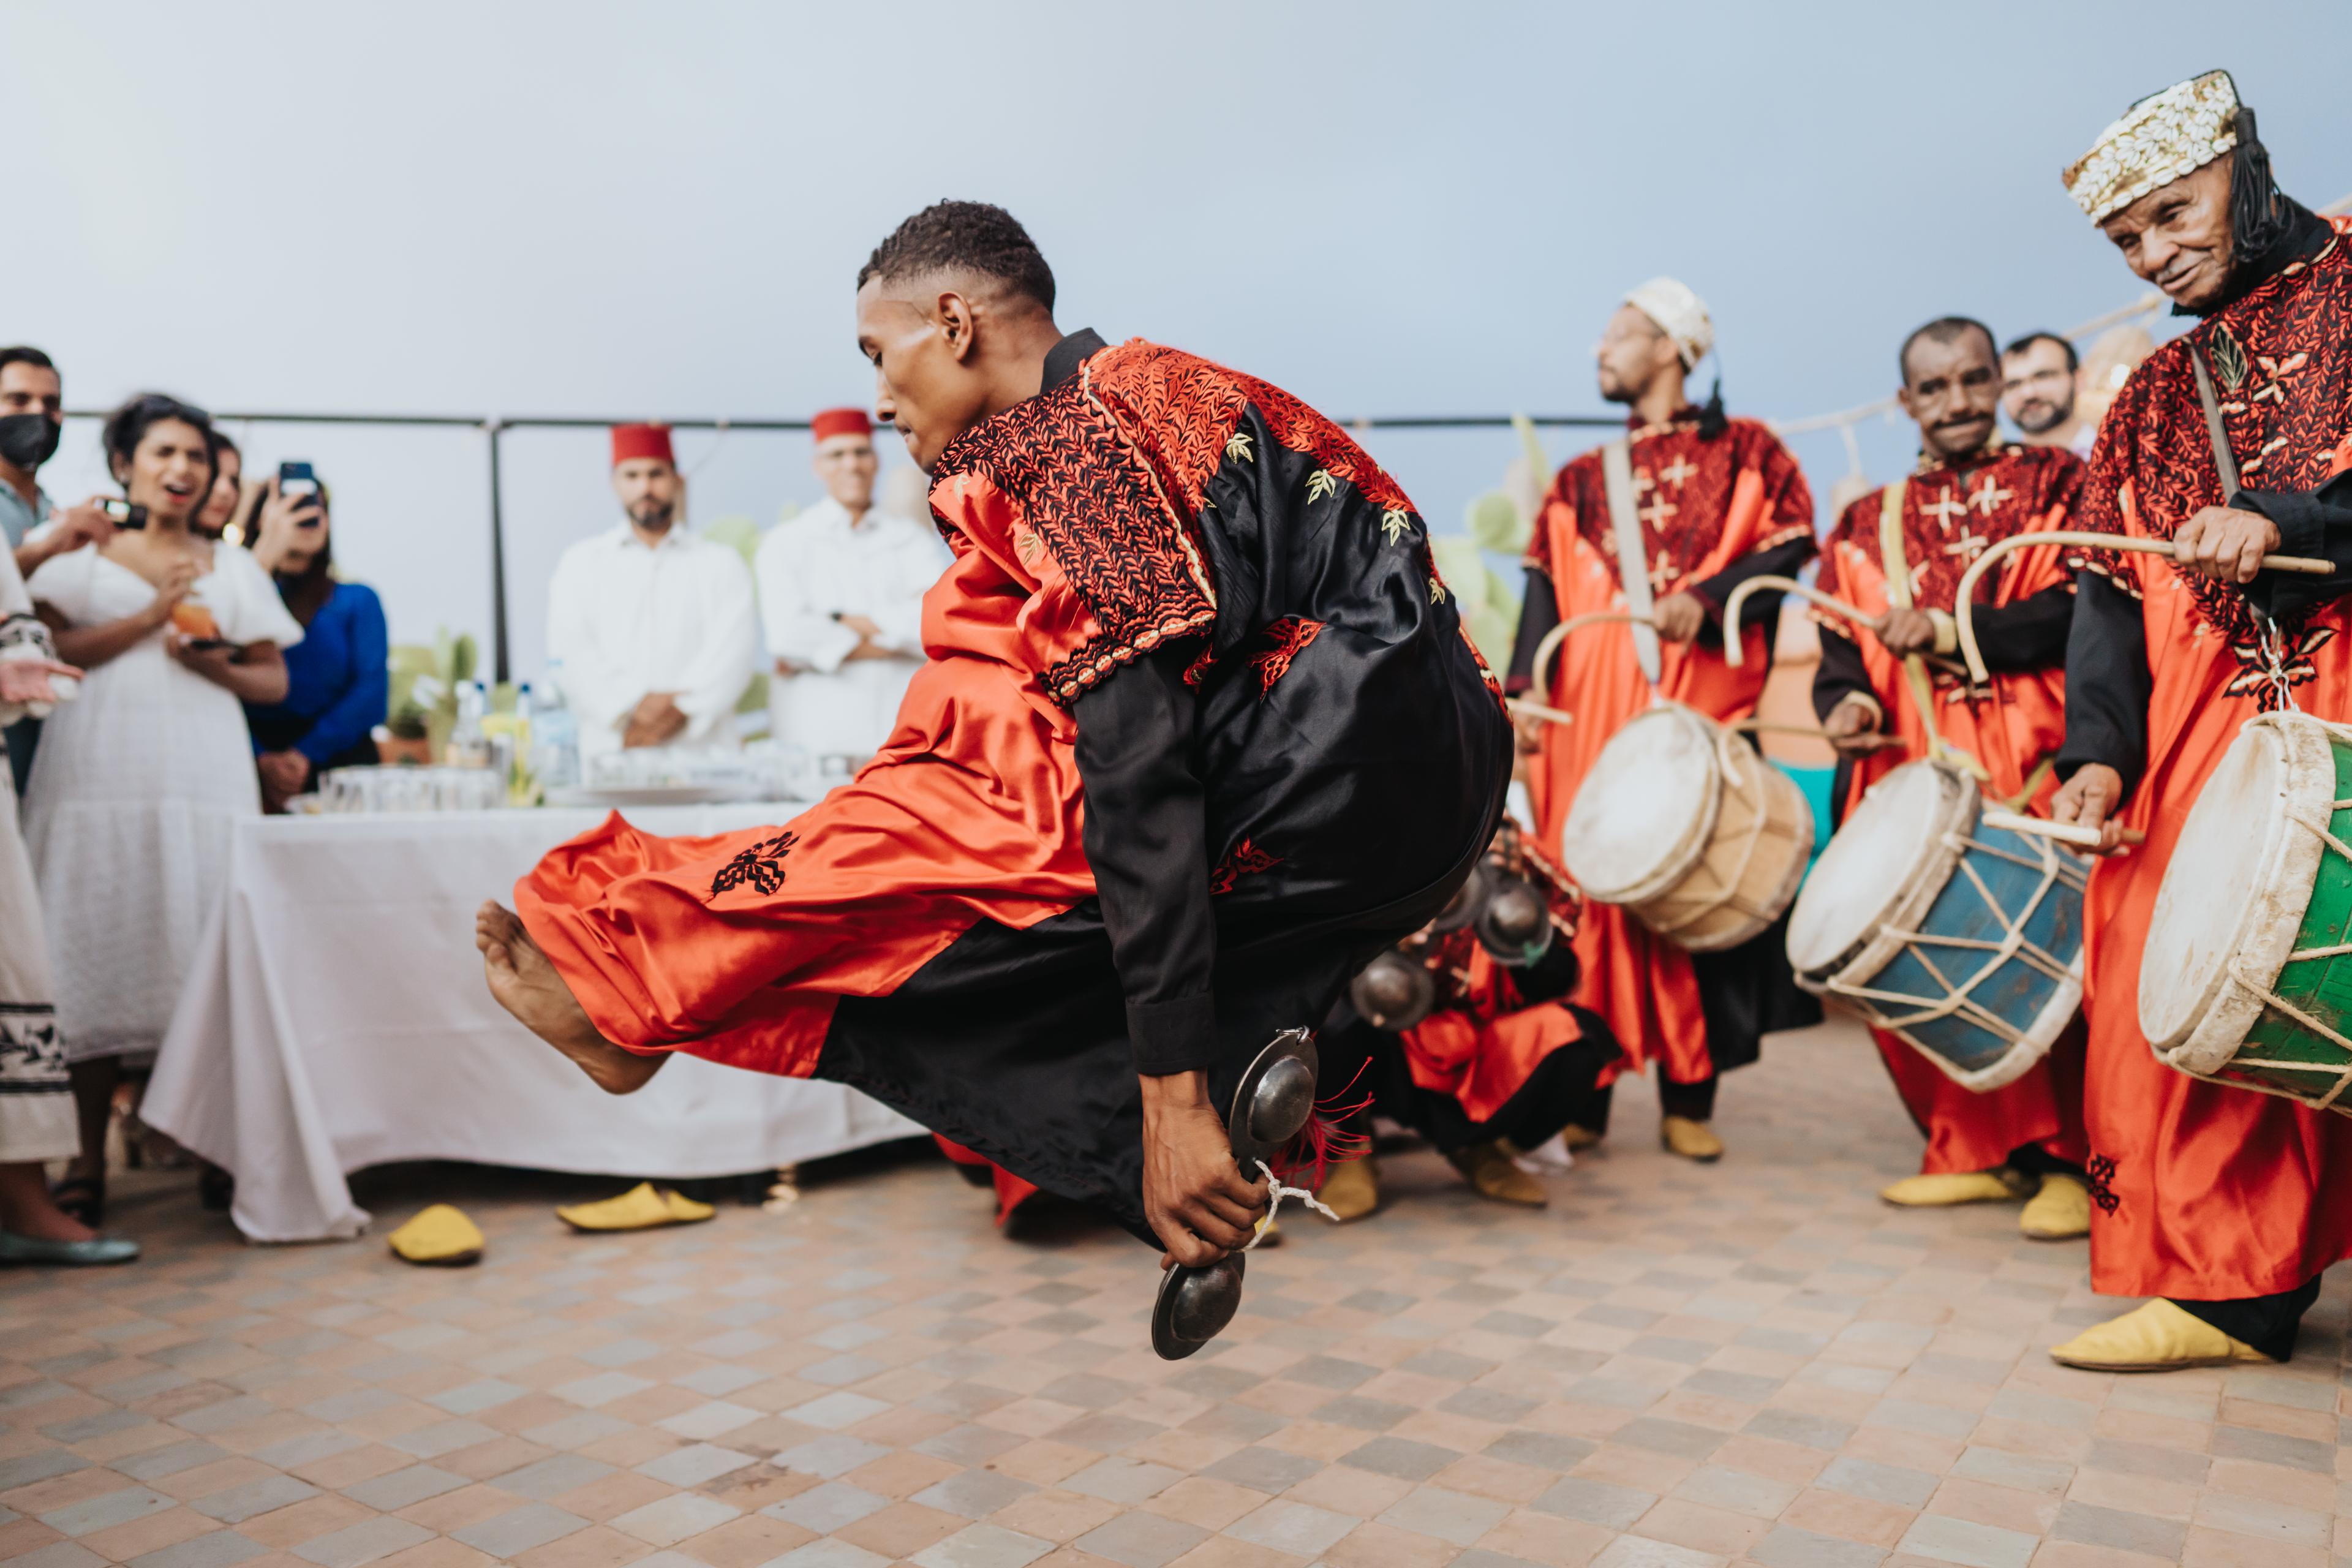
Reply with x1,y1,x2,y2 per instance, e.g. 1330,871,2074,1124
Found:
1812,625,1873,720
1967,583,2076,673
2234,471,2352,622
2056,571,2150,799
1687,535,1817,648
1071,644,1219,1076
1504,567,1558,695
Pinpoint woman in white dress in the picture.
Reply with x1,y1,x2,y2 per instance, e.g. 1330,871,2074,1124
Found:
24,395,300,1225
0,533,137,1262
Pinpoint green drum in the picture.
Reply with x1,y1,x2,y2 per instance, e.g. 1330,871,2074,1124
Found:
2140,712,2352,1112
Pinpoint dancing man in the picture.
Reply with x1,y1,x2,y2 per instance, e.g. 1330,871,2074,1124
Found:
1506,278,1817,1160
1316,823,1616,1219
479,202,1509,1286
1814,315,2090,1237
2049,72,2352,1368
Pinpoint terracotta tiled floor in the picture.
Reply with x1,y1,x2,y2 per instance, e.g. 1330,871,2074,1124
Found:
5,1020,2348,1568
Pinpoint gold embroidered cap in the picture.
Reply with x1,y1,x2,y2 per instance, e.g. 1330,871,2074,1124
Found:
2064,69,2240,224
1624,277,1713,370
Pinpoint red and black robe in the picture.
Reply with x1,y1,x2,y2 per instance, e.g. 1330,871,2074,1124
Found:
2059,211,2352,1308
518,333,1512,1243
1812,440,2087,1177
1505,412,1817,1093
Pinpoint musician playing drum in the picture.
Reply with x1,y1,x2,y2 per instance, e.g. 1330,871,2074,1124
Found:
1504,278,1817,1161
1812,316,2091,1240
2046,71,2352,1371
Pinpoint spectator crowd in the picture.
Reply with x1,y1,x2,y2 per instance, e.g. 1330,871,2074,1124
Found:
0,345,946,1267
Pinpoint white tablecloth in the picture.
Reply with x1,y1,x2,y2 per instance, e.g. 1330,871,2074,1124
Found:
143,804,920,1242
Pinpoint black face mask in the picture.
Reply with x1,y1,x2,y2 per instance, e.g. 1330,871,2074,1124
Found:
0,413,60,471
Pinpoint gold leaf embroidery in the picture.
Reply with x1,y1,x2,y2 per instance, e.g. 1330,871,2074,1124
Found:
1224,429,1254,462
1305,469,1339,503
1380,508,1411,546
1428,576,1447,605
2210,323,2248,392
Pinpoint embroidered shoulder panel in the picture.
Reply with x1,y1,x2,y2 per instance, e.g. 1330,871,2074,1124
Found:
1533,415,1806,592
1830,443,2084,612
930,357,1221,705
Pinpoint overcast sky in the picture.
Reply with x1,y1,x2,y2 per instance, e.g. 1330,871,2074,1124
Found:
6,2,2346,674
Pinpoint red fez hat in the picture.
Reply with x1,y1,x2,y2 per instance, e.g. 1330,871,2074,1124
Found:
810,407,874,443
610,424,675,467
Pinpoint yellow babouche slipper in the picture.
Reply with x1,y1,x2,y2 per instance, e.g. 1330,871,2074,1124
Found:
2049,1299,2272,1371
556,1182,716,1233
1659,1116,1724,1163
2019,1174,2092,1240
1317,1157,1380,1223
1447,1140,1547,1206
1560,1124,1603,1152
388,1204,484,1266
1879,1169,2029,1207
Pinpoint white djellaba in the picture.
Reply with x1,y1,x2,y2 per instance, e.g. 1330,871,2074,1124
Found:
0,538,77,1160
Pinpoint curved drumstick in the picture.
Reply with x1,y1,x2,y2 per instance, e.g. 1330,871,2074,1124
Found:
1719,572,1958,763
1980,809,2146,850
1719,576,1881,668
1516,611,1655,730
1725,717,1903,751
1955,530,2334,685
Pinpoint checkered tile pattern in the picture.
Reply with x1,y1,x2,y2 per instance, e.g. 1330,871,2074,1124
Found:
4,1021,2346,1567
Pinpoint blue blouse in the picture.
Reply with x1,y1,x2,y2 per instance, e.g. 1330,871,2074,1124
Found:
246,580,390,766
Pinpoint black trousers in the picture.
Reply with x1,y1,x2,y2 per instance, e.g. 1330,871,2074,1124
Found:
1561,1064,1718,1130
2174,1278,2324,1362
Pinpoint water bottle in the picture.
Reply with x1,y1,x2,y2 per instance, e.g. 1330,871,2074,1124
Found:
532,666,579,791
446,679,490,768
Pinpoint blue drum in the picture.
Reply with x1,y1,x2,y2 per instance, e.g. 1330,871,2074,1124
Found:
1785,759,2086,1090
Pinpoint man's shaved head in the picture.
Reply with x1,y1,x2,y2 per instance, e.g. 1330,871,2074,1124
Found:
1899,316,1997,385
857,200,1057,314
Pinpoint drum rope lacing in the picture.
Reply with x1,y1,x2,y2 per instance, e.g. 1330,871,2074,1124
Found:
1643,726,1810,937
1826,824,2086,1058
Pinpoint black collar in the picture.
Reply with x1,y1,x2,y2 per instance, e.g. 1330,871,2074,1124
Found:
1042,328,1109,392
2187,198,2330,318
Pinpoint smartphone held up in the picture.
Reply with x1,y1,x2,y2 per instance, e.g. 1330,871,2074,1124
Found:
279,461,325,526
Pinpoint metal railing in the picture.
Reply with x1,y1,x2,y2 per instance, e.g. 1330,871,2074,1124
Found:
62,408,1625,682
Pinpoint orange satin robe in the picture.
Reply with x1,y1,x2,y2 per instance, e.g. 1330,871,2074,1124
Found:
2071,219,2352,1300
1521,412,1814,1086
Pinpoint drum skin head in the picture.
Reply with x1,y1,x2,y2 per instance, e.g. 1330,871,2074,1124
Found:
1560,705,1719,903
2141,714,2335,1072
1787,760,1971,979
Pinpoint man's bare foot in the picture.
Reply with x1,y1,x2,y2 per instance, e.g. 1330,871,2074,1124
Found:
476,901,666,1095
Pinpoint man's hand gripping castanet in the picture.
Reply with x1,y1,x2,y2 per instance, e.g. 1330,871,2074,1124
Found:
1139,1069,1269,1268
